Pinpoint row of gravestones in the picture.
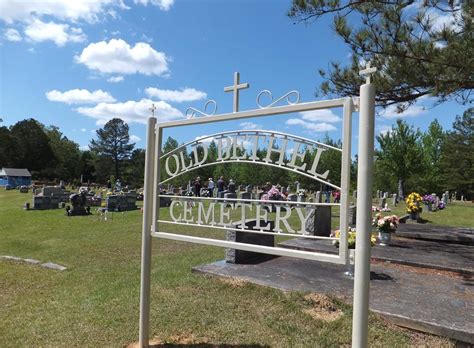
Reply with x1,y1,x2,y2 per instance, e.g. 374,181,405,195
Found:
31,186,138,212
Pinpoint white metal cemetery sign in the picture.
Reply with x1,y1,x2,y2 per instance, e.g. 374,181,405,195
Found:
139,70,376,347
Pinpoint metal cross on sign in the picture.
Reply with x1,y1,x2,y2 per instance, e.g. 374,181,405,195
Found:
224,72,249,112
149,103,157,117
359,62,377,84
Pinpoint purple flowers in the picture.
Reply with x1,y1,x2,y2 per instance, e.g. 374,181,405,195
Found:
422,194,436,204
261,186,285,201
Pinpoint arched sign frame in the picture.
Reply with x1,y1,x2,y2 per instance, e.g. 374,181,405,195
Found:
139,80,361,347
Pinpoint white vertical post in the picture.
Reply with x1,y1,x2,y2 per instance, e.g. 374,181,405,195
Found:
352,82,375,347
339,98,353,265
139,117,157,348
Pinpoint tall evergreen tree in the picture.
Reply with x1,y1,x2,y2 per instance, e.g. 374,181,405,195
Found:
289,1,473,109
439,108,474,199
89,118,135,181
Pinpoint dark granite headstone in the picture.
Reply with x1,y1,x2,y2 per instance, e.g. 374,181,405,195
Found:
225,219,275,264
349,205,357,225
304,206,332,236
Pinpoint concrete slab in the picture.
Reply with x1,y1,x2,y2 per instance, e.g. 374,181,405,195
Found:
194,258,474,344
397,223,474,245
278,237,474,275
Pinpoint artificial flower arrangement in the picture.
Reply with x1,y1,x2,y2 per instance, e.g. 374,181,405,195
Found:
261,185,286,201
331,227,377,249
422,194,436,205
372,213,399,233
438,201,446,210
406,192,423,214
372,205,392,212
296,189,306,197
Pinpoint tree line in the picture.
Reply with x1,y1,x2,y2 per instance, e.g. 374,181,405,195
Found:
0,109,472,199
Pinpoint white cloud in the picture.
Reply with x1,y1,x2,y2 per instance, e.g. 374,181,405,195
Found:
285,118,337,132
130,135,141,142
80,128,87,132
79,145,90,151
46,89,116,104
377,125,392,136
76,98,183,125
239,121,261,130
4,28,21,41
0,0,125,24
145,87,206,102
75,39,169,76
107,76,124,83
25,19,86,46
380,104,427,119
299,109,341,123
134,0,174,11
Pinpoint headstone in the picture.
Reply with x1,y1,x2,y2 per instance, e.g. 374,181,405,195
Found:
287,194,297,202
245,185,252,193
106,193,137,211
442,193,448,204
217,190,227,199
379,197,386,209
240,191,251,200
19,186,28,193
68,192,88,216
392,193,398,206
349,205,357,225
297,194,305,203
225,219,275,264
315,191,322,203
304,206,332,236
224,192,237,200
384,192,388,199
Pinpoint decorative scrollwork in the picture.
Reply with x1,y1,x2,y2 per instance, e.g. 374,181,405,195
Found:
185,100,217,118
256,90,300,109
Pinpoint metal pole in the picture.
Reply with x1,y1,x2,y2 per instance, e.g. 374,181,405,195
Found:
339,98,353,266
352,82,375,347
139,117,157,348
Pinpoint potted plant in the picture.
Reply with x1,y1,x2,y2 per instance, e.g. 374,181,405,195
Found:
331,228,377,277
372,213,399,246
406,192,423,220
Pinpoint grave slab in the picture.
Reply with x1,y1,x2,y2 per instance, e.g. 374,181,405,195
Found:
193,258,474,344
396,223,474,245
278,237,473,275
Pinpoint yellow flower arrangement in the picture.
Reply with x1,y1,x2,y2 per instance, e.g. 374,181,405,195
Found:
332,228,377,249
406,192,423,213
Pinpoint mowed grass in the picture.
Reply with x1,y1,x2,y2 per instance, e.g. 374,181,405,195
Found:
377,198,474,228
0,190,455,347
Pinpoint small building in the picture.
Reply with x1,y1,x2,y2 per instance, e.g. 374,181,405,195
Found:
0,168,32,188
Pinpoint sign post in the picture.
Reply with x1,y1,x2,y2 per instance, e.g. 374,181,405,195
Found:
352,63,377,347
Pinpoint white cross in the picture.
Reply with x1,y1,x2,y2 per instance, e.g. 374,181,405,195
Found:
149,103,157,117
359,62,377,84
224,72,249,112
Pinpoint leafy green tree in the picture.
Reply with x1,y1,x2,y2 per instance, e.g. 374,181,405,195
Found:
89,118,135,182
9,119,57,174
289,1,473,109
375,119,424,198
77,151,96,184
0,124,14,167
419,119,446,193
125,149,146,188
44,126,81,180
439,108,474,199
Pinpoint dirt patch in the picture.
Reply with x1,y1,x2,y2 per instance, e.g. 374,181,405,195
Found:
372,259,470,279
219,276,249,288
127,332,209,347
302,293,343,322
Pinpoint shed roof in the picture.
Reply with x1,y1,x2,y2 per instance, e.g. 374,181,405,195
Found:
0,168,32,177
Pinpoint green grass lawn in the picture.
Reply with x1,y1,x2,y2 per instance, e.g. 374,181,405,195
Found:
1,190,464,346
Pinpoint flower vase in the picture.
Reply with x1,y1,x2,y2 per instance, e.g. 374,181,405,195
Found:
344,249,355,277
425,203,432,212
378,231,391,246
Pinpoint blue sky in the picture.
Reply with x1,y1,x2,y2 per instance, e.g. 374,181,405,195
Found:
0,0,467,154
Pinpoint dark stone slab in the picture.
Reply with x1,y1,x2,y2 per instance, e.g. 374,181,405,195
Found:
396,223,474,245
304,206,331,237
278,237,474,275
193,258,474,344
